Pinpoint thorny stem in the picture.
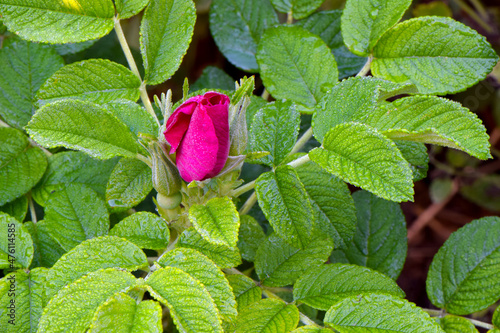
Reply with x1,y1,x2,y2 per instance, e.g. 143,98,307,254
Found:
356,56,373,77
114,17,160,126
423,308,494,330
290,127,313,154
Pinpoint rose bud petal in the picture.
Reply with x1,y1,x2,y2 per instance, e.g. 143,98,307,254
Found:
164,92,230,182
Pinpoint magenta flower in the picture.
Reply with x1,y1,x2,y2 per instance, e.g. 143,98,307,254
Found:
164,92,230,182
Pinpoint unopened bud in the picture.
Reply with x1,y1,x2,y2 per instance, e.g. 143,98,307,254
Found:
228,95,250,156
149,141,182,200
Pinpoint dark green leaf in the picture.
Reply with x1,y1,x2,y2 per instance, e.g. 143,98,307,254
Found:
271,0,323,19
237,215,266,262
24,220,66,268
395,141,428,181
190,66,235,92
0,213,33,269
0,195,28,222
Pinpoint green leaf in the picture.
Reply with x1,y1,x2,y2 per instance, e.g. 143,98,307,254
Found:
435,315,479,333
296,161,356,250
0,268,48,332
106,158,153,211
309,123,414,202
89,293,162,333
365,96,491,160
44,184,109,251
493,305,500,328
237,215,266,262
0,195,28,223
158,247,237,322
190,66,235,93
296,10,366,79
0,0,115,43
246,95,268,132
109,212,169,250
341,0,412,56
189,196,240,248
0,128,48,206
460,175,500,212
116,0,150,19
177,227,242,268
140,0,196,85
209,0,278,71
226,274,262,311
45,235,147,301
0,40,63,129
53,40,98,56
38,268,137,332
293,263,405,311
32,151,118,206
24,220,66,268
256,25,338,109
426,216,500,315
36,59,141,107
324,293,444,332
103,100,159,138
0,213,33,269
395,141,429,181
271,0,323,19
372,16,499,94
255,233,333,287
146,266,224,333
312,76,413,143
26,100,143,159
234,298,299,333
291,327,334,333
255,165,315,248
331,190,407,279
249,100,300,167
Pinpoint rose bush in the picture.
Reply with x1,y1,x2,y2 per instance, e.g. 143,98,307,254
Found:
164,91,230,182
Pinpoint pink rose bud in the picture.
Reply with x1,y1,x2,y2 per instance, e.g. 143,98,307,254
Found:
164,91,230,182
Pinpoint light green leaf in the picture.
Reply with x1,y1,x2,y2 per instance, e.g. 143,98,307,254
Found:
89,293,162,333
293,263,405,310
36,59,141,107
209,0,278,71
256,25,338,109
435,315,479,333
494,305,500,328
255,233,333,287
0,40,63,129
24,220,66,268
106,158,153,211
310,123,414,202
365,96,491,160
102,100,159,138
32,151,118,206
26,99,142,159
237,215,265,262
271,0,323,19
0,213,33,269
44,184,109,251
140,0,196,85
38,268,137,332
296,10,366,78
226,274,261,312
0,0,115,43
324,293,444,332
190,66,235,93
189,196,240,248
45,235,147,301
341,0,411,56
372,16,499,94
0,268,48,332
426,216,500,315
246,95,268,132
146,266,224,333
177,227,242,269
296,161,356,249
331,190,407,279
255,166,315,249
110,212,169,250
158,247,237,322
0,128,48,206
395,141,429,181
116,0,150,19
249,100,300,167
0,195,28,223
291,327,334,333
234,298,299,333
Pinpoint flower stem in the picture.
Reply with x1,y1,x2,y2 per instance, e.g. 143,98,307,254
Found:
230,179,256,197
113,17,160,126
239,192,257,215
356,55,373,77
290,127,313,154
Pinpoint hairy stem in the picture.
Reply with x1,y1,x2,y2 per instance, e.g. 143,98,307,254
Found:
136,153,152,167
114,17,160,126
290,127,313,154
356,56,373,77
230,179,256,197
